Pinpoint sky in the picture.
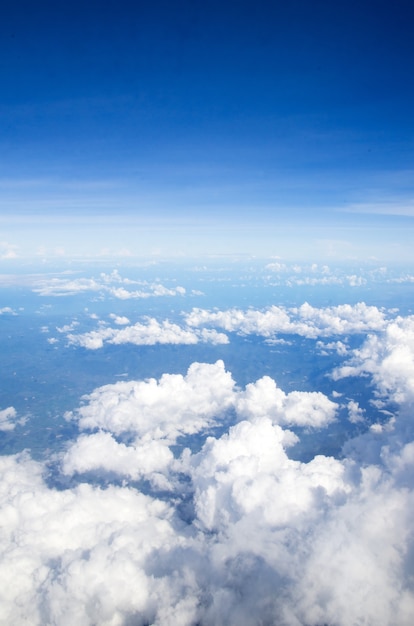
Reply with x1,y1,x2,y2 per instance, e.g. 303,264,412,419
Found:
2,5,414,621
1,0,414,260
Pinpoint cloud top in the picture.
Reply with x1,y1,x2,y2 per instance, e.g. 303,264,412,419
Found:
2,311,414,624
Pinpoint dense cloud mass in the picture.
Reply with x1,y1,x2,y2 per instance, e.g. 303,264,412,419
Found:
2,309,414,626
61,362,337,485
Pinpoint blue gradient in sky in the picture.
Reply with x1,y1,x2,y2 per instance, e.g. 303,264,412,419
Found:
1,0,414,259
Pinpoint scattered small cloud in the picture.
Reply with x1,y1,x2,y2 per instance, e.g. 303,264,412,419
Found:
109,314,130,325
0,307,17,315
0,407,25,431
347,399,365,423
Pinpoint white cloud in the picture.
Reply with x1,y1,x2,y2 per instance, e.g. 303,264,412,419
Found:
236,376,337,428
188,417,348,532
0,407,19,431
317,339,349,355
287,275,343,286
64,361,235,442
56,321,79,333
32,271,187,299
0,452,187,626
347,399,365,423
34,277,103,296
0,306,17,315
2,353,414,625
333,316,414,404
265,261,288,272
347,274,367,286
186,395,414,625
106,284,185,300
107,320,198,347
62,362,337,487
185,305,295,336
66,318,229,349
264,262,371,287
291,466,414,626
185,301,388,339
109,314,130,325
62,431,174,486
389,274,414,284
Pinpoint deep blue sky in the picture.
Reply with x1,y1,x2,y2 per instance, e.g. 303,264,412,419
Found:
1,0,414,259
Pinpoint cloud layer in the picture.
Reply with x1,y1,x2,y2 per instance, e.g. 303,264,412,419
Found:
32,270,187,299
57,301,391,351
1,317,414,626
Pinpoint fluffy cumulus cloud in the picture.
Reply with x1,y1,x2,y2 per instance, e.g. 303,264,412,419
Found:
1,351,414,624
62,431,174,485
62,362,337,485
188,417,348,532
66,318,228,349
333,315,414,404
185,301,388,339
236,376,337,427
62,361,236,486
65,361,235,440
347,399,365,423
109,313,130,325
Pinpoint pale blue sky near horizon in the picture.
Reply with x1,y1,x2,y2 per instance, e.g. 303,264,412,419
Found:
1,0,414,260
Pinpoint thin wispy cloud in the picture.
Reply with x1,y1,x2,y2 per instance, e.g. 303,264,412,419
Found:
341,200,414,217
